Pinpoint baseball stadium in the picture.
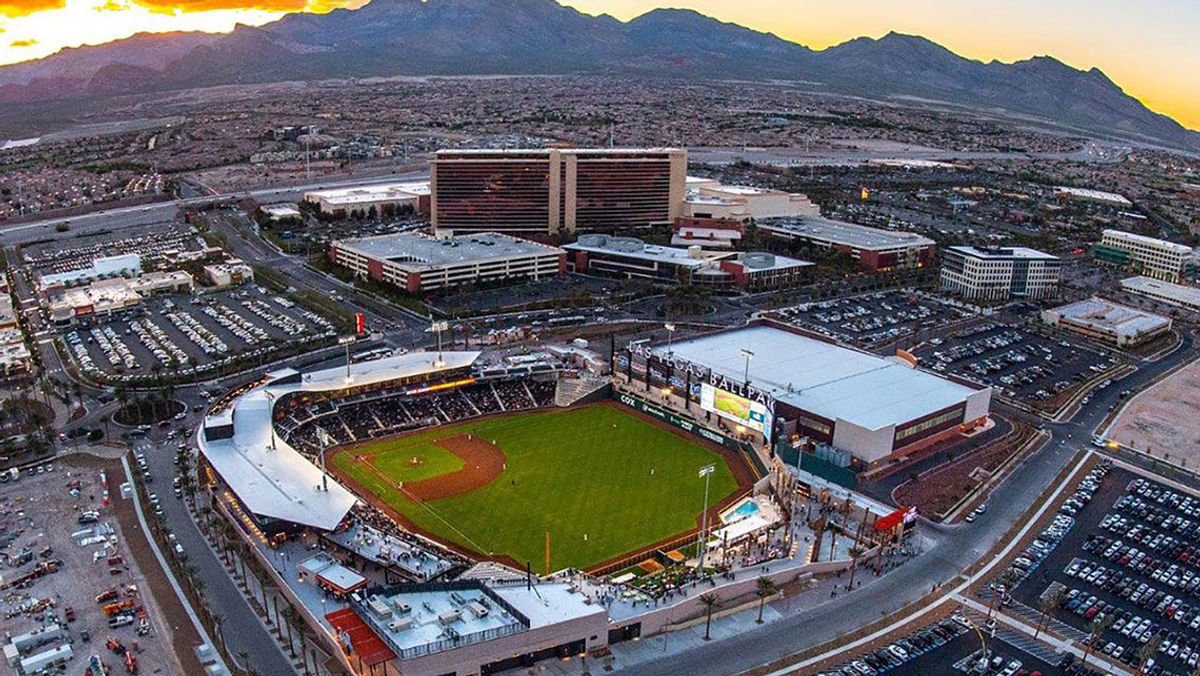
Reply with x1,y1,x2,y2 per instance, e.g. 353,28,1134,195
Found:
197,349,758,574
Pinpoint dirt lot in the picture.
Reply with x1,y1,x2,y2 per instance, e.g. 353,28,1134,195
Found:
0,458,185,676
1108,356,1200,464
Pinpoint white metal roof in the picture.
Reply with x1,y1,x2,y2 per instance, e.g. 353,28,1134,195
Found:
199,351,480,530
654,325,978,431
948,245,1059,261
1048,297,1169,337
759,217,935,251
336,232,561,270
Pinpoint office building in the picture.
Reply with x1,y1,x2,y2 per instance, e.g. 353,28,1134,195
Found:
940,246,1062,301
758,217,936,271
564,234,812,291
1041,298,1171,347
1120,276,1200,312
331,232,565,294
1094,229,1193,282
431,148,687,235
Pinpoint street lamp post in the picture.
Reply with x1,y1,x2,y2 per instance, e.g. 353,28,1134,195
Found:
697,464,716,571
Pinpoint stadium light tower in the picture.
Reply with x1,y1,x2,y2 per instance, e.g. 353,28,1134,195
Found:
740,348,755,387
262,390,277,451
664,323,676,355
696,463,716,571
314,426,334,492
338,335,355,381
431,319,449,367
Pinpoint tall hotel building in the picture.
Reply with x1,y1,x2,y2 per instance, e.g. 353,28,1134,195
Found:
431,148,687,236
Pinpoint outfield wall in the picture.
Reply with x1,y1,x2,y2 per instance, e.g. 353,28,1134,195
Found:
613,389,770,479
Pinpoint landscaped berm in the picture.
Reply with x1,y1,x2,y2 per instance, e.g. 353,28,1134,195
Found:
330,402,750,572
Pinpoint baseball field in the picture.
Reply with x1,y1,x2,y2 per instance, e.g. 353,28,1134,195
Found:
330,403,747,572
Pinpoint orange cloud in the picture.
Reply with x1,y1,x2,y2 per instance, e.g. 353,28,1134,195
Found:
9,37,37,46
127,0,355,13
0,0,65,18
94,0,129,10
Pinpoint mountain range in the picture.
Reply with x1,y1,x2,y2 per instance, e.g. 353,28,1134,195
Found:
2,0,1197,150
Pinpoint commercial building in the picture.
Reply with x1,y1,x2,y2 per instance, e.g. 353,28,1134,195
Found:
331,232,565,294
940,245,1062,301
260,203,302,221
670,217,743,249
0,328,30,376
683,176,819,221
44,271,193,326
1094,229,1193,282
564,234,812,291
758,217,936,271
1055,186,1133,207
38,253,141,289
204,262,255,288
330,579,607,676
1120,276,1200,312
431,148,687,235
1041,298,1171,347
304,182,431,218
0,294,15,330
614,321,990,465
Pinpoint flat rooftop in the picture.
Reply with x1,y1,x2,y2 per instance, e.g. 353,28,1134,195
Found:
361,581,600,659
1103,229,1192,254
759,217,935,251
1057,186,1132,206
948,245,1059,261
337,232,561,270
653,324,980,430
1121,276,1200,306
1048,297,1169,335
565,235,714,268
306,181,430,206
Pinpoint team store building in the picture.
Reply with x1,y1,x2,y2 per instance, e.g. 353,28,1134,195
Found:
613,321,991,467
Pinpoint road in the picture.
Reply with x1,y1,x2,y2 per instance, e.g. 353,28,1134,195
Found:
132,400,301,676
0,170,429,246
623,332,1196,676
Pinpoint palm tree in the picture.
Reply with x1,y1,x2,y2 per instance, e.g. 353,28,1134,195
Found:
1081,614,1114,669
755,577,777,624
1136,635,1163,676
1035,588,1065,639
698,593,721,641
280,605,299,657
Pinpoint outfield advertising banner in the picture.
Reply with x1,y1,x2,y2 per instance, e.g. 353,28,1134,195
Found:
700,383,772,435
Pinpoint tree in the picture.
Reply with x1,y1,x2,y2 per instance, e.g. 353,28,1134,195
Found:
698,593,721,640
755,577,777,624
1137,634,1163,676
1035,588,1065,639
1081,614,1114,669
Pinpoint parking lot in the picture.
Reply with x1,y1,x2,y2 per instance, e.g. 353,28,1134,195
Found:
913,322,1126,409
0,460,180,675
64,287,338,384
816,613,1075,676
1008,464,1200,676
769,290,970,348
22,223,200,278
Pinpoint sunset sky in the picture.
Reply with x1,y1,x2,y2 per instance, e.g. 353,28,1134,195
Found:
1,0,1197,131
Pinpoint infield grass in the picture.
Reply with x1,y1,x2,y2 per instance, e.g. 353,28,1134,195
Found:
332,404,741,571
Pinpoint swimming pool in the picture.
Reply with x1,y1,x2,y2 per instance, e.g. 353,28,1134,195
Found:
721,499,761,524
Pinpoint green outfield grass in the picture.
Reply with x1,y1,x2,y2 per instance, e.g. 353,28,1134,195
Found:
333,404,741,571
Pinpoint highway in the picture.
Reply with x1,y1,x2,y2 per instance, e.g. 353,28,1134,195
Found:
0,170,429,246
